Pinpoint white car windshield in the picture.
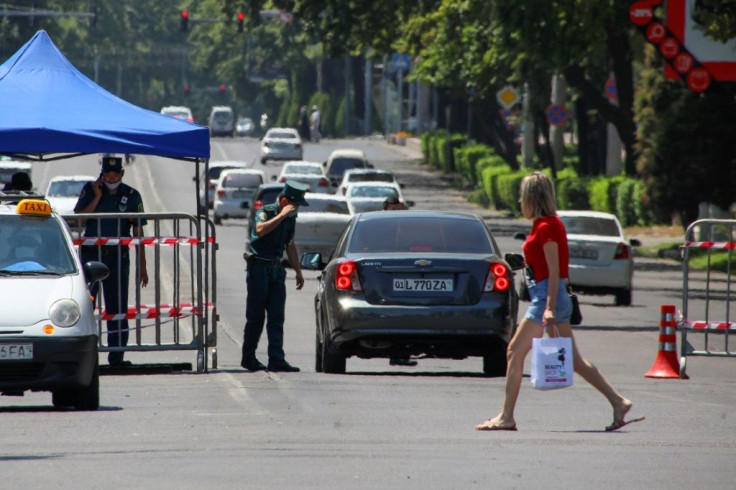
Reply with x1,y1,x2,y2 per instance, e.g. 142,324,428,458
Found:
0,216,77,274
349,186,398,199
284,164,322,175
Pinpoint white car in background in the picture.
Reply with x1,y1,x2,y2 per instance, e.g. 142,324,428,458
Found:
291,193,353,261
44,175,95,216
160,105,194,123
336,168,403,196
276,161,330,194
260,128,303,164
344,182,412,215
195,160,248,211
557,210,641,306
212,169,266,225
322,148,373,190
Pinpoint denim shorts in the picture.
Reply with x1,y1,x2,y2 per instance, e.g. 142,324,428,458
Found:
524,277,572,325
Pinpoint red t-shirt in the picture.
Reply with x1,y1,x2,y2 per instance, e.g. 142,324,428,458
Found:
522,215,569,282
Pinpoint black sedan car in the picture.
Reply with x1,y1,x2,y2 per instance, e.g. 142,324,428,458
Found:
300,211,523,376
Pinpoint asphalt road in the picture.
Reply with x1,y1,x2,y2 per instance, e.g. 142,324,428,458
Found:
3,137,736,489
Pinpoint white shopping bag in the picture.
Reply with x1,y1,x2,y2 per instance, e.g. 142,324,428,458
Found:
530,334,573,390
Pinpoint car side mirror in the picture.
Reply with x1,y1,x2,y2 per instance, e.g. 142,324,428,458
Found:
504,253,525,271
513,232,526,241
271,175,277,181
300,252,325,271
192,176,197,181
629,238,642,247
405,200,415,207
83,261,109,288
399,183,405,189
366,162,375,168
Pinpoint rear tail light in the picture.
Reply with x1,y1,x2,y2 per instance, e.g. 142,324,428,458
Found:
217,189,225,196
263,141,270,148
484,262,510,292
279,176,287,183
614,242,629,260
295,143,302,150
335,260,362,291
254,200,263,210
188,117,194,123
318,178,329,187
208,181,216,190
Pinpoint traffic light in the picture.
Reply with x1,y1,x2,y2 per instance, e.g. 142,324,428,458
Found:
180,11,189,32
183,85,190,97
90,6,97,28
219,84,226,96
237,12,245,33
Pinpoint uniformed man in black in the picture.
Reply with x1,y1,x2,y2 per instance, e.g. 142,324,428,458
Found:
241,180,307,372
74,156,148,367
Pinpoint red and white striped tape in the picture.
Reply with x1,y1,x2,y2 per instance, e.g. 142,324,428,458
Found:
683,241,736,249
682,320,736,331
74,236,215,247
95,302,214,321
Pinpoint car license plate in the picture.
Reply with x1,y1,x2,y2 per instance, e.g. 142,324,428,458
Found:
0,344,33,360
569,247,598,260
393,278,453,292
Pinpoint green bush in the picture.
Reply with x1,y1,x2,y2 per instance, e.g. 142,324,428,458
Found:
454,146,467,176
481,164,513,210
554,168,589,211
588,176,625,213
633,179,654,226
615,178,638,227
458,144,495,184
497,171,528,216
475,154,506,187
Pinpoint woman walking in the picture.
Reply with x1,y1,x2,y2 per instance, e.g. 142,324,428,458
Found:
475,172,638,432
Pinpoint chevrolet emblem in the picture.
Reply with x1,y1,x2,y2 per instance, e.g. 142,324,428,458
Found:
414,259,432,267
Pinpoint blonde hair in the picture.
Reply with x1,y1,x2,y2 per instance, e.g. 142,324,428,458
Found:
519,171,557,218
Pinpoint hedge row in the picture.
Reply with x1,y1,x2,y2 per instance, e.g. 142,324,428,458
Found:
419,131,656,226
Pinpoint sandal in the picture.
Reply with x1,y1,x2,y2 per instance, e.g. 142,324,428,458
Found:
475,419,517,431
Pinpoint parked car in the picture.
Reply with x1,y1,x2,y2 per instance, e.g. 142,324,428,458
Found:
292,193,352,260
194,160,247,211
160,105,194,123
323,149,374,190
344,182,413,214
44,175,96,216
212,169,266,225
276,161,330,193
208,106,235,137
557,210,641,306
235,117,255,136
260,128,303,164
0,194,108,410
336,168,403,196
300,210,523,375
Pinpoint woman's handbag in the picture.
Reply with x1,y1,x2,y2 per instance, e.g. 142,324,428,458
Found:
530,327,574,390
567,282,582,325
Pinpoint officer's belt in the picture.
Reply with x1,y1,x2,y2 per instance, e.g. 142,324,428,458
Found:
250,256,280,266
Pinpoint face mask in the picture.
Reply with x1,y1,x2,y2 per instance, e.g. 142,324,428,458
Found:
104,181,121,190
16,246,36,259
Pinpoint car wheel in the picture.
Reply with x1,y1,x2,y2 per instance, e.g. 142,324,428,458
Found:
214,214,222,225
315,325,324,373
260,158,267,165
615,288,632,306
52,389,74,409
72,359,100,410
321,327,346,374
483,344,508,377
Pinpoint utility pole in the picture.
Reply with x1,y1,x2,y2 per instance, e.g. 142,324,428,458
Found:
364,56,372,135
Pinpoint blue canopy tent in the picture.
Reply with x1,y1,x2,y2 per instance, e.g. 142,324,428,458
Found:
0,30,209,162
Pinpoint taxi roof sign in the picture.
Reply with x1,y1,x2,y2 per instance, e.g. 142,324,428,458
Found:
17,199,52,217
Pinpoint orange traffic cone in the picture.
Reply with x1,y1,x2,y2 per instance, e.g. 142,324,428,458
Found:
645,304,688,379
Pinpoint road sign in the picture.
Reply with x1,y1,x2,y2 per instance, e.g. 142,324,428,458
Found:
659,38,679,59
646,22,666,44
687,68,711,93
496,86,519,109
545,104,569,127
498,109,515,129
278,10,293,24
604,76,618,103
392,53,410,71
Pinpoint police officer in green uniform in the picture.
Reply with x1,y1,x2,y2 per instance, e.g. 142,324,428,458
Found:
74,156,148,367
241,180,308,372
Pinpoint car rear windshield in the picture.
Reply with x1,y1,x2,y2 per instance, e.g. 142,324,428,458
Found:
328,158,365,175
224,173,263,188
348,216,494,254
560,216,620,237
0,216,77,274
349,186,398,199
268,131,297,139
213,112,233,122
284,164,322,175
207,166,240,181
349,173,393,183
303,199,350,215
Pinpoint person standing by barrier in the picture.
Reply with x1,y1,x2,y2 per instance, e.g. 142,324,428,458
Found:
74,156,148,367
475,172,636,432
241,180,308,373
309,105,321,143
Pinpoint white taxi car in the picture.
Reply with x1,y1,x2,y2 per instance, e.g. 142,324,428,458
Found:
0,194,108,410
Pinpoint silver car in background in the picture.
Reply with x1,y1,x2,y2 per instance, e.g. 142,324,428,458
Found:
260,128,303,164
195,160,247,211
277,161,330,194
336,168,403,196
344,182,411,214
212,169,266,225
558,210,641,306
293,193,352,260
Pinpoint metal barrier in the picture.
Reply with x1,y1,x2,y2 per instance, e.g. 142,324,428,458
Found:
679,219,736,378
66,212,217,372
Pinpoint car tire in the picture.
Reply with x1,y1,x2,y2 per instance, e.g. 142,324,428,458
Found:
214,214,222,225
73,365,100,411
52,389,74,409
260,158,267,165
321,328,346,374
615,289,632,307
483,344,508,377
315,327,324,373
